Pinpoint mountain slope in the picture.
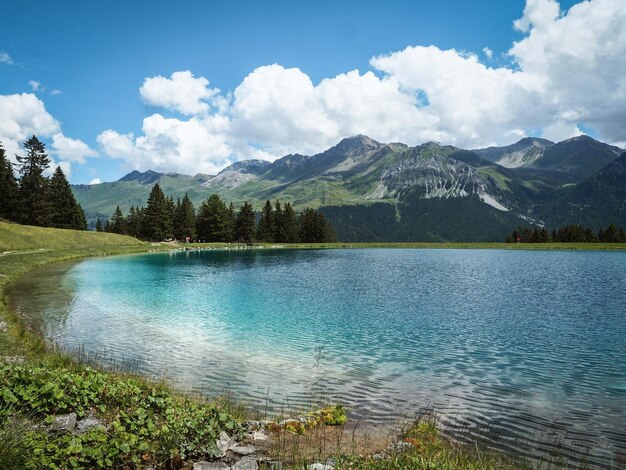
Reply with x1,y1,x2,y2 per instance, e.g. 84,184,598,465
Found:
530,135,623,184
473,137,554,168
71,134,626,241
536,152,626,228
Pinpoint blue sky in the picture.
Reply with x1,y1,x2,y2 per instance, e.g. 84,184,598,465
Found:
2,0,622,184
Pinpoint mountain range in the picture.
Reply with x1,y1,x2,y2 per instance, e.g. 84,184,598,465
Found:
72,134,626,242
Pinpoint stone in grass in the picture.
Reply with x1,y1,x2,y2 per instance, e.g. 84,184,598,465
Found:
50,412,77,433
232,458,258,470
307,464,334,470
248,430,268,441
217,431,235,454
230,445,257,456
193,462,230,470
75,417,106,435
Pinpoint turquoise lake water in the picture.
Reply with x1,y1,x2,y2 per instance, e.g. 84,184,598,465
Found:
8,248,626,467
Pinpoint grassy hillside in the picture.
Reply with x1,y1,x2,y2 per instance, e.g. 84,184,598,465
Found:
0,220,145,252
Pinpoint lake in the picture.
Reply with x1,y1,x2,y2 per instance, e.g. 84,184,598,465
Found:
8,248,626,467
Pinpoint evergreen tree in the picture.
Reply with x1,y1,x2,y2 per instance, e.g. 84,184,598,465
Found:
95,218,103,232
619,228,626,243
257,200,274,242
603,224,619,243
299,208,336,243
16,135,51,226
48,166,85,229
0,142,19,221
166,195,176,234
142,184,172,241
125,206,140,238
174,193,196,240
109,206,126,234
224,202,236,242
235,202,256,243
197,194,229,241
272,200,284,242
282,203,299,243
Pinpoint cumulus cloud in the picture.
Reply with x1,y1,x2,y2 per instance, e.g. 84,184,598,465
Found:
97,0,626,174
51,89,63,96
89,178,101,185
0,93,61,158
0,93,97,179
97,113,232,175
140,70,222,115
0,51,12,64
51,133,98,163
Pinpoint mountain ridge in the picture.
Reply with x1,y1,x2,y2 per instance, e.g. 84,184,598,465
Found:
72,134,625,241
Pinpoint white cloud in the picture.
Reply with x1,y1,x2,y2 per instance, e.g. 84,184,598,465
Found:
0,93,61,158
514,0,561,33
0,51,12,64
140,70,221,115
0,93,96,179
97,0,626,173
28,80,43,92
51,133,98,163
51,89,63,96
89,178,101,185
97,113,232,175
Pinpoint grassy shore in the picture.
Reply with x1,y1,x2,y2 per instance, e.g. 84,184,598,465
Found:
195,241,626,251
1,221,623,468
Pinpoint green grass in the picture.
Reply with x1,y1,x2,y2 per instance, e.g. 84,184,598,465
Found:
0,220,146,252
250,241,626,251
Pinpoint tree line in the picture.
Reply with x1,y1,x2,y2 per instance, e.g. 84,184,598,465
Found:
0,136,86,229
505,224,626,243
99,183,336,243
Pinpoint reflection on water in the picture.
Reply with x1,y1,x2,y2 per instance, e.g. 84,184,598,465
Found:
7,248,626,468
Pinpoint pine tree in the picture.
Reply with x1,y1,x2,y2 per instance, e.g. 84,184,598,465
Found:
110,206,126,234
16,135,52,226
282,203,299,243
48,166,85,229
95,218,103,232
257,200,274,242
272,200,284,242
299,208,335,243
197,194,229,241
0,142,19,221
166,195,176,235
603,224,619,243
142,184,172,241
224,202,236,242
174,193,196,240
235,202,256,243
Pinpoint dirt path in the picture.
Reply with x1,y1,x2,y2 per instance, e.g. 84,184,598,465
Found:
0,248,49,257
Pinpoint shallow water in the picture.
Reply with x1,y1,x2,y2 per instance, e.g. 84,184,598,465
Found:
8,248,626,467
